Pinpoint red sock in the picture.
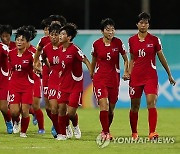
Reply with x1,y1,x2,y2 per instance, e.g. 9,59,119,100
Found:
69,113,78,127
66,114,70,126
108,112,114,127
29,107,34,115
2,109,12,122
34,109,44,130
58,115,66,135
46,109,52,120
129,110,138,133
21,116,30,133
100,110,109,133
148,108,157,133
51,114,61,134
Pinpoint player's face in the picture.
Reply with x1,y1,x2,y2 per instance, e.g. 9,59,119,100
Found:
102,25,115,40
49,31,60,45
137,19,149,33
44,27,49,36
0,32,11,45
59,30,69,43
15,35,28,51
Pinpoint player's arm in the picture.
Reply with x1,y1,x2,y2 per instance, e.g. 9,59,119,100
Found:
129,53,134,75
33,45,42,73
157,50,176,86
121,53,129,80
90,55,97,79
82,56,92,78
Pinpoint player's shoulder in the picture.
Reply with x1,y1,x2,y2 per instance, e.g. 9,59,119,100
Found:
129,34,138,41
112,37,123,44
93,38,103,46
70,43,81,51
147,33,159,41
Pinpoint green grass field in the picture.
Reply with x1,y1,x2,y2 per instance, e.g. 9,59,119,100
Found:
0,108,180,154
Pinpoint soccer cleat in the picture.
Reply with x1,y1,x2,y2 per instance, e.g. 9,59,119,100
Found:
56,134,67,141
13,121,20,134
20,132,27,138
6,121,13,134
149,132,159,140
101,131,111,140
73,125,81,139
32,115,38,125
66,125,73,138
132,133,139,140
51,126,57,138
38,129,45,134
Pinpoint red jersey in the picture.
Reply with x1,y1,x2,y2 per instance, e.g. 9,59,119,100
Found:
0,43,9,88
37,36,51,87
129,33,162,86
37,36,51,48
8,48,34,92
28,45,41,84
59,43,84,93
91,37,126,87
43,43,62,86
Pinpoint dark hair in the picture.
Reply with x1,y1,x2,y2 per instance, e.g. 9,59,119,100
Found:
49,14,67,27
136,12,151,23
100,18,115,31
49,23,61,34
26,25,37,41
0,24,12,35
15,26,31,42
60,23,77,41
41,18,51,29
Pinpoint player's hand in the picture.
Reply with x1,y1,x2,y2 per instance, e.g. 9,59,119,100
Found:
122,72,130,81
168,76,176,86
33,61,42,74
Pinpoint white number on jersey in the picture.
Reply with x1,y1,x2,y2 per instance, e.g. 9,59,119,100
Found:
107,52,111,60
53,56,59,64
138,49,146,57
15,65,22,71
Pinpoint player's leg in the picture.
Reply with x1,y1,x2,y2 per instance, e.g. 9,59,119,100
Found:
20,104,30,137
129,86,143,140
145,81,158,139
33,97,45,134
0,89,13,134
94,86,110,139
0,100,13,134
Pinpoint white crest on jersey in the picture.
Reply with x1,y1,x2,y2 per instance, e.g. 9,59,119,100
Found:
28,75,34,84
2,44,9,52
1,67,9,77
151,60,156,70
71,72,83,81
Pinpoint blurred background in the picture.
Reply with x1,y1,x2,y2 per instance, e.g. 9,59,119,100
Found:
1,0,180,108
1,0,180,29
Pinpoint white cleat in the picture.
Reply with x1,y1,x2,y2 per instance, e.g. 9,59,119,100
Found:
13,121,20,134
73,125,81,139
56,134,67,141
66,125,73,139
20,132,27,138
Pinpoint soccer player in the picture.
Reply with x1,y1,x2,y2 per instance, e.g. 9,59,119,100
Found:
0,24,16,50
0,42,13,134
8,27,34,137
40,23,62,137
57,23,91,140
128,12,176,140
91,18,129,140
34,15,67,137
26,25,45,134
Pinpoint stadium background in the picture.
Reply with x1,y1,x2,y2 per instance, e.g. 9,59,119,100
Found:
2,0,180,108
